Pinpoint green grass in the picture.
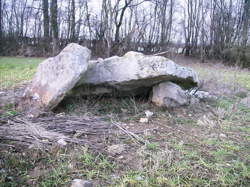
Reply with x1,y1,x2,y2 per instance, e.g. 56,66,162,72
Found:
116,140,250,186
0,147,116,187
146,143,160,151
0,57,43,89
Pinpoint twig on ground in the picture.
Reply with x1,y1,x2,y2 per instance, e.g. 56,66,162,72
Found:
111,118,147,145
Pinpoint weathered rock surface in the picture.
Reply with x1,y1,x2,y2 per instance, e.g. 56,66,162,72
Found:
74,51,199,96
107,144,126,155
71,179,93,187
151,81,189,107
240,96,250,108
189,90,217,101
21,43,91,112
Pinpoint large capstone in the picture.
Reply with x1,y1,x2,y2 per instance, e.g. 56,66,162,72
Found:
73,51,199,96
21,43,91,112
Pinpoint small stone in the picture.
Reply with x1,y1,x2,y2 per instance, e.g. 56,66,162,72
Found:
68,163,74,169
108,144,126,155
57,139,67,146
190,90,217,101
56,112,65,117
121,108,128,113
145,110,154,118
71,179,93,187
139,118,149,123
32,93,40,100
27,114,35,118
118,155,124,160
219,133,227,138
240,96,250,108
135,176,144,181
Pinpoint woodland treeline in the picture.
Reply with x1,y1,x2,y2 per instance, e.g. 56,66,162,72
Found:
0,0,250,67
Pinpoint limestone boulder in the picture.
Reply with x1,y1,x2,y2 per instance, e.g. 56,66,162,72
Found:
240,96,250,108
74,51,199,96
71,179,93,187
21,43,91,112
189,90,218,102
151,81,189,107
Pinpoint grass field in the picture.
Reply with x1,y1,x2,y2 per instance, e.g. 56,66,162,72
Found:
0,56,250,186
0,57,44,89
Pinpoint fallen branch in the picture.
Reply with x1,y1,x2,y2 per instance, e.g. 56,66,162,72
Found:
153,51,169,56
111,119,148,145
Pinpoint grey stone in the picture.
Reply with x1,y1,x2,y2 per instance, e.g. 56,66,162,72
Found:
139,118,149,123
71,179,93,187
107,144,126,155
188,89,217,102
74,51,198,96
21,43,91,112
240,96,250,108
145,110,154,118
57,139,67,146
151,81,189,107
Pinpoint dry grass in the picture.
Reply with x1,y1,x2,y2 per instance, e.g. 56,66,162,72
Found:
173,56,250,91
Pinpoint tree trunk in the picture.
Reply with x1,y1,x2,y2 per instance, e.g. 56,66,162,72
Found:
0,0,2,41
51,0,58,55
241,0,250,66
0,0,2,54
42,0,49,53
242,0,250,47
114,0,132,43
70,0,76,42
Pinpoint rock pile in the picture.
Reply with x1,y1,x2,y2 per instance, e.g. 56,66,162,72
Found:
20,43,215,114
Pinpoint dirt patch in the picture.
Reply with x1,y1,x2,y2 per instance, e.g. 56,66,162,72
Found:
0,84,27,114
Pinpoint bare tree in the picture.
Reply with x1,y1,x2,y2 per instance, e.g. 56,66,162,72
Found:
0,0,2,46
0,0,249,67
242,0,250,47
42,0,49,53
70,0,76,42
51,0,58,55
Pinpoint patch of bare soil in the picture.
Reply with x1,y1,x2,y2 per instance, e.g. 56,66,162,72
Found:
0,84,27,114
